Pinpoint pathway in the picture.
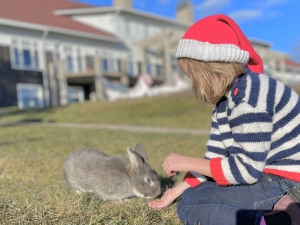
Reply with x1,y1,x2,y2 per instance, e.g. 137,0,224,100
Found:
15,122,210,135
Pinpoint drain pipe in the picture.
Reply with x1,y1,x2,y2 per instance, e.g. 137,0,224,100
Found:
41,28,50,107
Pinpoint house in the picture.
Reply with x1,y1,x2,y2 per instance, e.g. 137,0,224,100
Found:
0,0,298,109
0,0,129,108
274,59,300,85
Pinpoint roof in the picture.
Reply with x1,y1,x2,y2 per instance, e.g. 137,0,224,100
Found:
54,6,192,27
0,0,117,40
285,59,300,68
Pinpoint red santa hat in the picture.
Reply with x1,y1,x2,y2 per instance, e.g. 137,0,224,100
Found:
175,14,264,74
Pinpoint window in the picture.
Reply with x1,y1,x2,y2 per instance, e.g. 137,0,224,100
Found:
16,83,44,109
102,58,119,73
23,49,31,66
86,56,94,71
64,46,74,72
147,64,152,74
156,65,163,76
13,48,20,66
34,50,39,68
11,39,40,70
126,21,132,37
66,56,73,72
68,86,84,104
103,59,109,72
127,62,134,76
77,50,82,72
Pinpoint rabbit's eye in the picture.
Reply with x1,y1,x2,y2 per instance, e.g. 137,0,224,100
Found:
145,177,151,184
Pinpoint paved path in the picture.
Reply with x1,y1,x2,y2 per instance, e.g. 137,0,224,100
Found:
15,122,210,135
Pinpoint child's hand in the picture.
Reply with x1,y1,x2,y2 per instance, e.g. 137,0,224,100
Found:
163,153,190,176
148,188,178,209
148,181,191,209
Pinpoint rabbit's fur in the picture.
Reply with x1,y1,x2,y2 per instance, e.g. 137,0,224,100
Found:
63,143,161,201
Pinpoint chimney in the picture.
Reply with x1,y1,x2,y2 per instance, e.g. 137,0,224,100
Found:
113,0,132,8
176,0,194,24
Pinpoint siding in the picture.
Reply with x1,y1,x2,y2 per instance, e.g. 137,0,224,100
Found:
0,45,43,107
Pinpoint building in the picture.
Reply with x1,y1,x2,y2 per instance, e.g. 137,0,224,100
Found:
0,0,129,108
0,0,298,109
250,38,300,84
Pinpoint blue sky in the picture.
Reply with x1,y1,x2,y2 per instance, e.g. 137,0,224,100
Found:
77,0,300,60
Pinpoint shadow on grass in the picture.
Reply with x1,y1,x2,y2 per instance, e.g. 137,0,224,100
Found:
0,105,66,122
159,175,177,195
0,137,43,146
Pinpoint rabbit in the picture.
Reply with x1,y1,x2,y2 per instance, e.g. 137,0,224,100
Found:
63,143,161,201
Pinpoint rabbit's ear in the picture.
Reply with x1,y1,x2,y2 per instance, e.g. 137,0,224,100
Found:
127,147,144,169
134,143,149,164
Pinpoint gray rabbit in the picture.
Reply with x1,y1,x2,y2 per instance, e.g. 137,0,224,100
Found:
63,143,161,201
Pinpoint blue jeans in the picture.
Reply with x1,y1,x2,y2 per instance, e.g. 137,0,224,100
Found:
177,174,300,225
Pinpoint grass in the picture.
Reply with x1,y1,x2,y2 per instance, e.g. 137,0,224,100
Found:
0,93,210,224
0,92,214,129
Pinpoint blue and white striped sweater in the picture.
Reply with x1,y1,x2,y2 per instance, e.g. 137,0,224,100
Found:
185,70,300,186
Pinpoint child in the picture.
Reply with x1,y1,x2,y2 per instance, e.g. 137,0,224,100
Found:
148,14,300,225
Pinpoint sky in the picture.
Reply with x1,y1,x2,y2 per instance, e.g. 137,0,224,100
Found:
77,0,300,60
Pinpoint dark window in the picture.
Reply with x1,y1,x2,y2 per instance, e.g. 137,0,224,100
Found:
77,55,82,72
127,62,134,76
138,62,142,74
67,56,73,72
23,49,31,67
103,59,108,71
14,48,20,66
156,65,163,76
86,56,94,71
147,64,152,74
118,60,122,72
34,50,39,68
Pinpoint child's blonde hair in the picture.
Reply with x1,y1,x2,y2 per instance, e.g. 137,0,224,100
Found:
185,58,245,104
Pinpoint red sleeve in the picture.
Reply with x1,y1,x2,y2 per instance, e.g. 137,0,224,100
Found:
210,157,230,186
184,172,202,187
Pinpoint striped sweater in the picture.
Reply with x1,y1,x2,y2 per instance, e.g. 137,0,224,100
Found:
185,69,300,187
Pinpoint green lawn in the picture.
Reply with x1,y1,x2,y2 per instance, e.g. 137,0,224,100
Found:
0,92,214,129
0,93,211,224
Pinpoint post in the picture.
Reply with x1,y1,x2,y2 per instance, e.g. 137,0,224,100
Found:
120,60,129,86
57,59,68,106
94,56,106,101
48,62,59,106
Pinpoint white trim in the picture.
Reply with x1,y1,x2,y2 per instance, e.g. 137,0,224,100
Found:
54,6,191,27
0,18,120,43
175,39,249,65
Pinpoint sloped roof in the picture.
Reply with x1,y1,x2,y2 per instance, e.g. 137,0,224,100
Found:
54,6,191,27
286,59,300,68
0,0,115,38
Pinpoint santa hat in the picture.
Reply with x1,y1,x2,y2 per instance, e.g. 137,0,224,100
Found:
175,14,263,74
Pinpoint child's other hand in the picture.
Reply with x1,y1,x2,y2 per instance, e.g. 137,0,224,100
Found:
148,181,190,209
163,153,190,176
148,188,178,209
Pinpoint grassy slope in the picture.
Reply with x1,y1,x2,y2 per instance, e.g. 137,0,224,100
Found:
0,92,214,129
0,93,210,224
